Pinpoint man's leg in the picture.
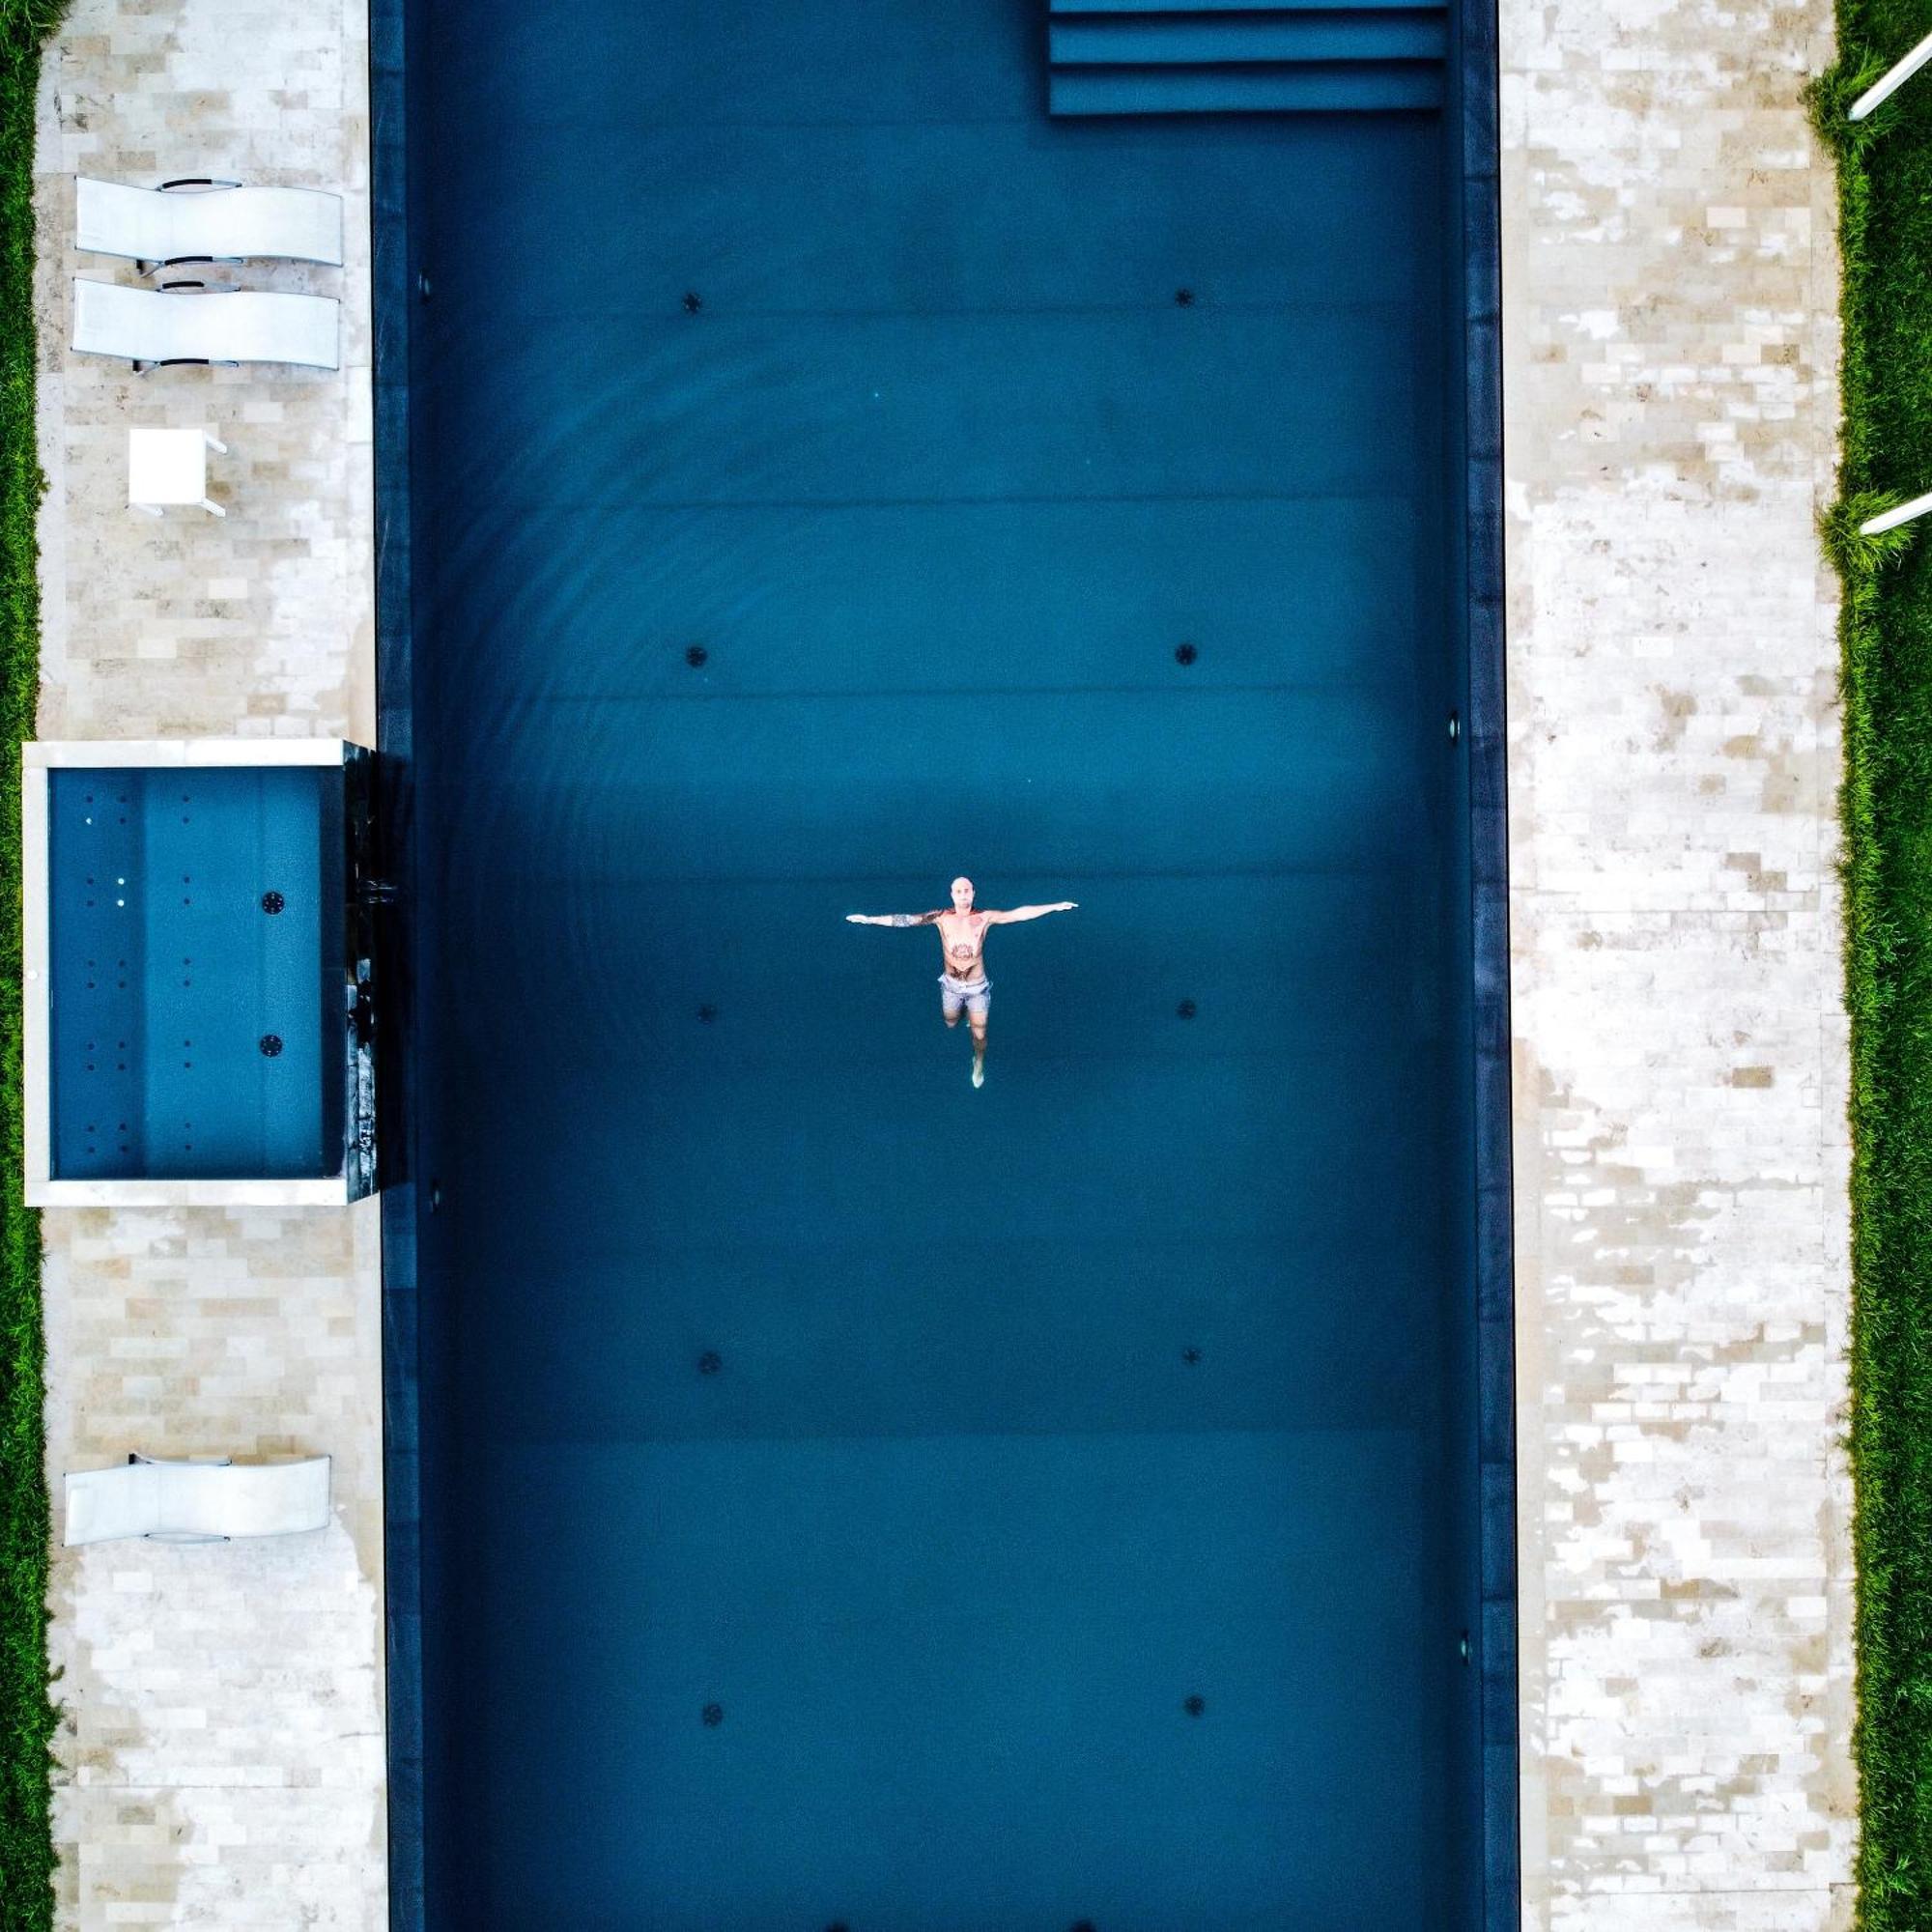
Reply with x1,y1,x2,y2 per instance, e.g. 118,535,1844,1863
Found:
969,1009,988,1087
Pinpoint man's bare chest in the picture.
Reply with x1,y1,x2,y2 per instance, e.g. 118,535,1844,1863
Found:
939,915,985,960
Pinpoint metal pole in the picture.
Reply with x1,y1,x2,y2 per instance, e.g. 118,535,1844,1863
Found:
1851,30,1932,121
1859,489,1932,536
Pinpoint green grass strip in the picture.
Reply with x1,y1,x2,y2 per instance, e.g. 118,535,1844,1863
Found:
1813,14,1932,1923
0,3,57,1926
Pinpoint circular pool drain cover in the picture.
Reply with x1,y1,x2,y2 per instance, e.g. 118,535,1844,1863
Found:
259,1035,283,1058
261,891,285,914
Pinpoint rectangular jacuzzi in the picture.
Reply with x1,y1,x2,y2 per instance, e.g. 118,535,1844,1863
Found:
22,740,379,1207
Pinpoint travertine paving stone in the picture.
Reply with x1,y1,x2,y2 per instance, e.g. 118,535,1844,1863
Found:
1501,0,1856,1925
43,1208,384,1929
31,0,383,1925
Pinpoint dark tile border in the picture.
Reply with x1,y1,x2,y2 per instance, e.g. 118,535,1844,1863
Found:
367,17,1517,1926
1457,0,1521,1920
368,0,425,1920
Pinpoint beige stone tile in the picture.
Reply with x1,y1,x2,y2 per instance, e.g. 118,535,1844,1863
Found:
31,0,384,1923
1503,0,1855,1923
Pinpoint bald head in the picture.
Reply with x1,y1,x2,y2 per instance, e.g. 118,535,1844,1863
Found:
951,877,975,909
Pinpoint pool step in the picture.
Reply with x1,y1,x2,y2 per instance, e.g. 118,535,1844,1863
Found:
1047,0,1448,115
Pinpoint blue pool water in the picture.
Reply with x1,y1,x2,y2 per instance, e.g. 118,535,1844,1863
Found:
47,766,340,1179
402,1,1484,1923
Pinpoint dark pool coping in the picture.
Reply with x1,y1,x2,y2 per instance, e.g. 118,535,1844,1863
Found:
368,0,426,1918
366,9,1517,1919
1457,0,1520,1921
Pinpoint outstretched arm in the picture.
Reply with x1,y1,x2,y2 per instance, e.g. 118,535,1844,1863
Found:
985,902,1078,923
845,910,945,926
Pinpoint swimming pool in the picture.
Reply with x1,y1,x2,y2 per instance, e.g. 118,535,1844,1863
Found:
384,1,1511,1923
24,742,378,1204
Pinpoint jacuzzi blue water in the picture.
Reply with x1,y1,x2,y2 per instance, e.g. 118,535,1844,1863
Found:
47,765,341,1180
399,1,1489,1923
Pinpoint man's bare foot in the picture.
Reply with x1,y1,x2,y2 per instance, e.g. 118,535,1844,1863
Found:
972,1057,984,1089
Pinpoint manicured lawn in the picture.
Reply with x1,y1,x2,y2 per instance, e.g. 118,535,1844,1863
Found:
0,4,55,1926
1814,17,1932,1924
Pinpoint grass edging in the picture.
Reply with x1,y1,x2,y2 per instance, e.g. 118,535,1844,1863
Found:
1812,17,1932,1924
0,3,56,1927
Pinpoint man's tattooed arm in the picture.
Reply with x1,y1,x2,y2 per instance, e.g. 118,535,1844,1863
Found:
845,910,943,926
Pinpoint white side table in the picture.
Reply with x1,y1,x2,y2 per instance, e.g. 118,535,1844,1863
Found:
128,427,226,518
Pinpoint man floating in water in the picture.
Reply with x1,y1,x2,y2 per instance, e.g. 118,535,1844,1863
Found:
846,877,1077,1089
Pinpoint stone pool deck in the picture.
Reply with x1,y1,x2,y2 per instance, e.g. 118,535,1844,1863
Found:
27,0,1855,1926
30,0,384,1924
1501,0,1857,1922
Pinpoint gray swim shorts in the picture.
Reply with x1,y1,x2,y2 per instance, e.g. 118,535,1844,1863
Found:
938,972,991,1020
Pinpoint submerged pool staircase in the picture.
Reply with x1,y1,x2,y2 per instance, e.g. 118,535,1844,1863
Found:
1047,0,1448,116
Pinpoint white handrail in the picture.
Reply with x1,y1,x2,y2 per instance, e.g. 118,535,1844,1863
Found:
1850,30,1932,121
1859,490,1932,535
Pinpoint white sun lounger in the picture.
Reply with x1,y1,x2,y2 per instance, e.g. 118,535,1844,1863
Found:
64,1454,332,1545
71,279,340,371
76,177,345,270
